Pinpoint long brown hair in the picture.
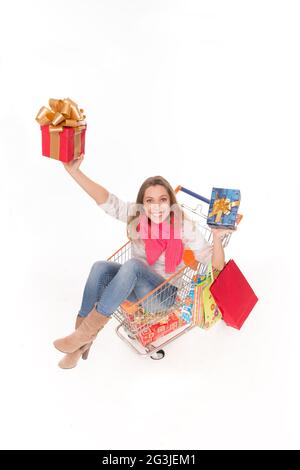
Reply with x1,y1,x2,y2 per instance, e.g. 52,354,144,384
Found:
127,175,190,241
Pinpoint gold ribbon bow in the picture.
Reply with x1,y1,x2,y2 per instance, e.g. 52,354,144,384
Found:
35,97,86,133
208,197,240,223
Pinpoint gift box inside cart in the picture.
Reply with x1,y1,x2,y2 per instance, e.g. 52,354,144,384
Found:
109,186,233,360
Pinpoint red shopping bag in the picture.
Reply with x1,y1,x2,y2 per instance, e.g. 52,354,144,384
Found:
209,259,258,329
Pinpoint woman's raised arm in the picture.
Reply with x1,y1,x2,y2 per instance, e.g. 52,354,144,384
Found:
63,153,109,204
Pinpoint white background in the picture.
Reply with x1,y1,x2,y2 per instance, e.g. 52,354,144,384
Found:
0,0,299,450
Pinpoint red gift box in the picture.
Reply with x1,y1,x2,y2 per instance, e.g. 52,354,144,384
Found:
138,312,180,346
36,97,87,162
120,302,185,346
40,124,86,162
210,259,258,329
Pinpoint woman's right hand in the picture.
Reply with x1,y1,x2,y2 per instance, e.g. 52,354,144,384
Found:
63,153,84,175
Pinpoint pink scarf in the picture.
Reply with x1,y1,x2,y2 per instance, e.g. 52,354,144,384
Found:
136,212,184,273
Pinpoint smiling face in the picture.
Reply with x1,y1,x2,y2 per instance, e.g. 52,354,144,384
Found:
143,185,171,223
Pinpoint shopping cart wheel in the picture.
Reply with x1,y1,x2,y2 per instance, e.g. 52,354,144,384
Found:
150,349,165,360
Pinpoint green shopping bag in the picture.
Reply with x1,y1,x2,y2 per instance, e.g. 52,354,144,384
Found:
193,263,222,329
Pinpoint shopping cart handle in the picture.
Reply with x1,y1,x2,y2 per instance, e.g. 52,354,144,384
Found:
175,185,210,204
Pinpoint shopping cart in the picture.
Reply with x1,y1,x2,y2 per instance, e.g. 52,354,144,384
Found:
107,186,231,360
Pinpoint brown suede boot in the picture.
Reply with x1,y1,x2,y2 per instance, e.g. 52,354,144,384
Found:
53,307,110,354
58,342,91,369
58,315,93,369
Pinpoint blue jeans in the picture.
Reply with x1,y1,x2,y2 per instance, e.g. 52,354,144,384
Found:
78,258,178,317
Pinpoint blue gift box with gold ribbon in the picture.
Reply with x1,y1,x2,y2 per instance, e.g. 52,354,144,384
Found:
207,187,241,229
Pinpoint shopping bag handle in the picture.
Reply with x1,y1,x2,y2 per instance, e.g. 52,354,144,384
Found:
194,261,214,287
207,261,214,282
174,185,211,205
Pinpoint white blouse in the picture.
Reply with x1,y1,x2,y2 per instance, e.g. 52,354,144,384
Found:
97,192,212,288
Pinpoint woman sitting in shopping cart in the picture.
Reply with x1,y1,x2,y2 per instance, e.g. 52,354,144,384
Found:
53,153,232,368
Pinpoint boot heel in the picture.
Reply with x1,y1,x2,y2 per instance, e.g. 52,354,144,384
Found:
82,350,89,360
81,342,92,360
